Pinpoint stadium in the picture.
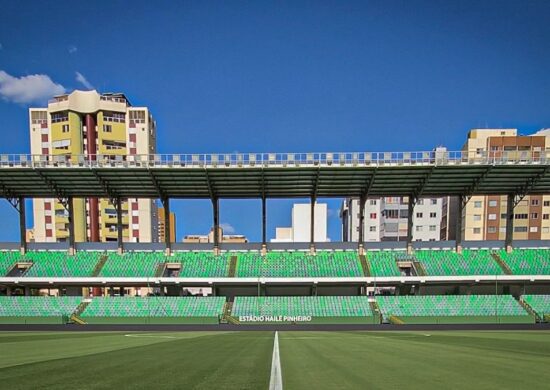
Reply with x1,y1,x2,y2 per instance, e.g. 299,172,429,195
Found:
0,149,550,388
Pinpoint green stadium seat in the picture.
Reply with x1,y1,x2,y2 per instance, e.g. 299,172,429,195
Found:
232,296,373,317
99,251,164,277
367,250,402,277
0,296,81,317
415,249,502,276
236,250,362,277
80,296,225,318
522,295,550,318
169,252,230,277
24,251,102,277
376,295,528,322
0,250,20,276
498,249,550,275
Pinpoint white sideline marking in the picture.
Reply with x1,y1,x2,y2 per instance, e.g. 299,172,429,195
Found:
124,334,179,339
269,331,283,390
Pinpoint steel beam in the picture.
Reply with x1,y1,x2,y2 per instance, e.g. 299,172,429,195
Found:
505,194,514,253
407,195,416,254
115,198,123,253
161,197,171,255
68,197,75,255
18,197,26,254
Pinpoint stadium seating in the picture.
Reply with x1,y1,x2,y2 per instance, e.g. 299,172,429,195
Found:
0,296,81,322
236,250,362,278
24,251,102,277
498,249,550,275
414,249,503,276
232,296,374,318
367,250,402,277
169,252,230,277
80,296,225,324
99,251,165,277
376,295,531,323
0,250,20,276
522,295,550,319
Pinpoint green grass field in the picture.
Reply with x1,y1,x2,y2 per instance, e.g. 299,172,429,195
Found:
0,331,549,389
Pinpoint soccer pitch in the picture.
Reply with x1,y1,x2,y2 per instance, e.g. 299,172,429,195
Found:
0,331,549,389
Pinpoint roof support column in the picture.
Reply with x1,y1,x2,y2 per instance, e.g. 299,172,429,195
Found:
18,197,26,255
67,197,75,256
161,197,171,256
212,197,220,255
407,195,416,255
116,198,123,254
358,195,366,255
310,195,316,255
505,194,514,253
261,196,267,256
456,195,465,254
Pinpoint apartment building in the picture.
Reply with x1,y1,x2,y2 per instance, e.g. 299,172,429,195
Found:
341,196,449,242
29,90,158,243
272,203,329,242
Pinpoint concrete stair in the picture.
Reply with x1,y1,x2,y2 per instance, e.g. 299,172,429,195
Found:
491,253,512,275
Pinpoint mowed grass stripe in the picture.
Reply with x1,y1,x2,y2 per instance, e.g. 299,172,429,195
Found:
279,331,550,390
0,332,273,389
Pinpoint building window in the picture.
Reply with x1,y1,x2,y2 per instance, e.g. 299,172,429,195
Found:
514,226,528,233
369,226,376,232
488,226,497,233
531,213,539,219
515,214,528,220
41,134,48,142
51,111,68,123
369,199,377,206
430,212,436,218
530,227,538,233
489,200,497,207
474,201,482,208
416,212,423,218
431,199,437,205
103,124,112,133
385,210,398,219
62,124,69,133
488,214,497,220
473,227,481,234
103,111,126,123
544,201,550,207
31,110,48,125
543,227,550,234
543,214,549,220
501,213,507,219
531,199,540,206
416,226,423,232
417,199,424,205
370,213,377,219
429,225,436,231
473,214,481,221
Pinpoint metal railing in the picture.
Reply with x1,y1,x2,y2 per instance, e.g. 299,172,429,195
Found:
0,150,548,168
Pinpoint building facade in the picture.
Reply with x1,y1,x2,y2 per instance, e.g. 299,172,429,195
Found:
462,129,550,241
158,206,176,243
29,90,158,243
272,203,329,242
341,196,451,242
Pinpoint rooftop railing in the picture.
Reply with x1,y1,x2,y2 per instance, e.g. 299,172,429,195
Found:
0,150,549,168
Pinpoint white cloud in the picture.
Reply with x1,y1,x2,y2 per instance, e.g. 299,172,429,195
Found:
0,70,65,104
68,45,77,54
75,71,94,90
219,222,236,234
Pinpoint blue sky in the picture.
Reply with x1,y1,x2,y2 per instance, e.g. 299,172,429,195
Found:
1,0,550,242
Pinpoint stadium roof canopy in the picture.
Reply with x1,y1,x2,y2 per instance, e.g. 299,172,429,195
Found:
0,151,549,199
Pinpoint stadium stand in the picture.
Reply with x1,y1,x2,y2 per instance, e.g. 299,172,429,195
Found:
376,295,533,324
0,250,20,276
169,252,230,277
231,296,378,323
99,251,165,277
522,295,550,320
366,250,402,277
236,250,363,277
24,251,103,277
498,249,550,275
414,249,503,276
0,296,81,324
80,296,225,324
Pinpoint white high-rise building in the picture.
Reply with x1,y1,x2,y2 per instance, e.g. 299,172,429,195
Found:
272,203,329,242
